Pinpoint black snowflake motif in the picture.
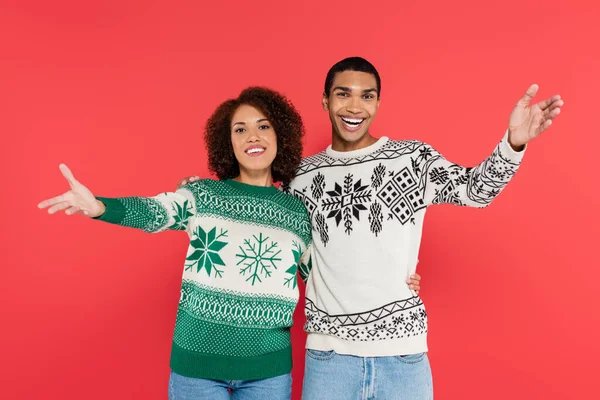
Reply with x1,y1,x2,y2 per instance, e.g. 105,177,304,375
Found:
411,146,435,176
311,172,326,200
409,310,421,323
412,309,427,330
418,146,434,161
488,165,506,180
429,167,450,185
371,163,387,190
392,315,406,326
321,174,372,234
374,322,388,332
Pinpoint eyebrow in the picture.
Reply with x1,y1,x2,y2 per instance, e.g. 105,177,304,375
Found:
232,118,269,127
333,86,377,94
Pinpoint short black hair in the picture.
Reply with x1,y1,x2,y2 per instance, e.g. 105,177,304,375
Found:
324,57,381,98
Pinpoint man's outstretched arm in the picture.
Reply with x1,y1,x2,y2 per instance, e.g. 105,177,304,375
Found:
420,84,563,207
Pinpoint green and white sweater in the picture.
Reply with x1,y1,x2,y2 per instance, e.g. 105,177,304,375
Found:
96,179,312,380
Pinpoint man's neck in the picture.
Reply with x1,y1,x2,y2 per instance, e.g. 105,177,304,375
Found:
331,131,378,152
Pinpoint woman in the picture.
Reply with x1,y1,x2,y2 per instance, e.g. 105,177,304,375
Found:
38,87,312,400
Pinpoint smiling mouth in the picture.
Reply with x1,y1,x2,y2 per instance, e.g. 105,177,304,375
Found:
245,147,265,156
339,116,366,131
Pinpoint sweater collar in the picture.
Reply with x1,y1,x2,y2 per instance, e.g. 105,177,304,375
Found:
325,137,389,159
223,179,279,195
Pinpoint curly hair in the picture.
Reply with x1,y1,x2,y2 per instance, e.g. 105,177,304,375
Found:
204,87,305,185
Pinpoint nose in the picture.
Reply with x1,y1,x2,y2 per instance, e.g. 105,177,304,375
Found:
346,96,362,114
246,127,260,142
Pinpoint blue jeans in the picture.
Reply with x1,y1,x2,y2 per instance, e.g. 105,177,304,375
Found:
301,350,433,400
168,370,292,400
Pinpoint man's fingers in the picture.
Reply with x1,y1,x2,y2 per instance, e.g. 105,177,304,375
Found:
539,108,560,130
537,119,553,135
547,108,561,119
59,164,78,187
518,84,539,106
544,102,563,118
536,95,561,111
178,178,190,187
178,176,201,189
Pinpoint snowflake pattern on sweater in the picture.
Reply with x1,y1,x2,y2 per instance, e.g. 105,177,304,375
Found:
285,133,524,355
96,178,313,379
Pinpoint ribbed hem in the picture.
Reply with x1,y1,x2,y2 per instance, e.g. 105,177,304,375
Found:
170,342,293,380
498,130,526,163
223,179,279,195
306,332,428,357
93,197,126,223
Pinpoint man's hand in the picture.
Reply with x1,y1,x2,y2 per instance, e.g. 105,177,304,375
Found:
508,84,564,150
177,175,200,190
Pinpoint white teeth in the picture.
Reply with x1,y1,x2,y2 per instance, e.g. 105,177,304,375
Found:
341,117,364,125
246,148,264,154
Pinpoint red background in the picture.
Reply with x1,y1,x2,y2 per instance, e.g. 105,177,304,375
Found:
1,1,599,399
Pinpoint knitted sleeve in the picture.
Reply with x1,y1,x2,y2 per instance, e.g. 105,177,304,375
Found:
94,187,196,233
419,131,525,208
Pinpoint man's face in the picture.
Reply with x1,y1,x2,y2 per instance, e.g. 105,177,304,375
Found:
323,70,380,150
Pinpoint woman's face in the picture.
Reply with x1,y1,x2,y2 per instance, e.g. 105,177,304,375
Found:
230,104,277,178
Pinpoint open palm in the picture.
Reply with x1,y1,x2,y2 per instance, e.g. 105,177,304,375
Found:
508,84,564,148
38,164,104,217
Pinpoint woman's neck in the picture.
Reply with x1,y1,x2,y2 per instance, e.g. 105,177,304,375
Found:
233,169,273,187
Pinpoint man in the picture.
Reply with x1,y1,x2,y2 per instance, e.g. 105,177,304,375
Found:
289,57,561,400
